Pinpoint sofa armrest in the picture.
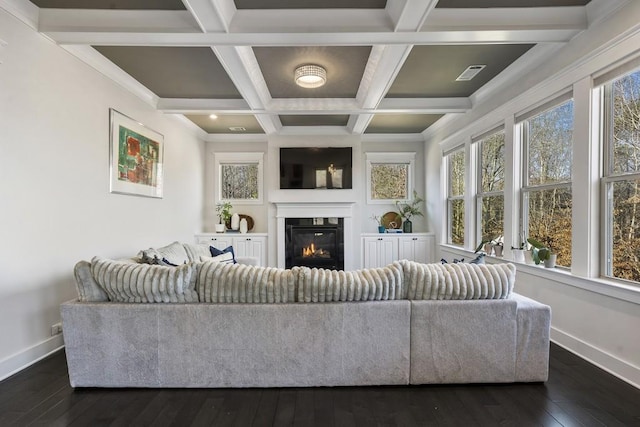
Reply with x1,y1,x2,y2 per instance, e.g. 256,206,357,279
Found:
73,260,109,302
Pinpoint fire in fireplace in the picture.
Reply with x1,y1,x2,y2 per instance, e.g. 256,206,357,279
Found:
285,218,344,270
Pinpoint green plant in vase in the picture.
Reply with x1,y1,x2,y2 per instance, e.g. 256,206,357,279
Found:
527,237,557,268
395,191,424,233
215,201,233,231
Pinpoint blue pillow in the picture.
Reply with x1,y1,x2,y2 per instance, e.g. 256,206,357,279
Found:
210,245,236,264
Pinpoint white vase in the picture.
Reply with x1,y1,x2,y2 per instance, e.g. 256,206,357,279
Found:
524,250,534,264
231,213,240,231
239,218,248,234
544,254,557,268
214,223,225,233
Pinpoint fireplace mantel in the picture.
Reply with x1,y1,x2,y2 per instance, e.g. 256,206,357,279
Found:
273,202,355,270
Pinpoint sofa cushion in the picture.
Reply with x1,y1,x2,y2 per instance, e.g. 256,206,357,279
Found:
199,252,234,264
90,256,199,303
198,262,296,303
141,241,189,266
296,261,404,303
400,260,515,300
182,243,213,263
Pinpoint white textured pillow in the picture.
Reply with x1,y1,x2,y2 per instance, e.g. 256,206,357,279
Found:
400,260,516,300
296,261,404,302
90,256,198,303
141,241,190,266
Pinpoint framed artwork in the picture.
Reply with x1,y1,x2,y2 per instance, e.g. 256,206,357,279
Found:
109,109,164,198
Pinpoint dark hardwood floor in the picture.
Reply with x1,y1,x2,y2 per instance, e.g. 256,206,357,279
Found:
1,343,638,426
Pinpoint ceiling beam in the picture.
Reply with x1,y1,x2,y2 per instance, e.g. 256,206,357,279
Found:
182,0,228,33
44,28,583,47
389,0,438,32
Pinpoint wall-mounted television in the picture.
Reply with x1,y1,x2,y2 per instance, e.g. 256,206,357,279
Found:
280,147,352,189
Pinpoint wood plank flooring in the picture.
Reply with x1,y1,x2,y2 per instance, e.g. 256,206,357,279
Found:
1,343,638,426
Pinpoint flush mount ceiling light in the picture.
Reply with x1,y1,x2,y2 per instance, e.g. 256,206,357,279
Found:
294,64,327,88
209,113,218,119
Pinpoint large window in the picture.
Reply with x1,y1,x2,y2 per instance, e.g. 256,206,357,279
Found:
601,67,640,283
214,152,264,204
476,129,505,244
520,97,574,267
446,149,465,246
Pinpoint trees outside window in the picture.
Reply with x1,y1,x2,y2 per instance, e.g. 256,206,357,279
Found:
447,149,465,245
366,152,415,204
477,130,505,244
602,68,640,283
521,98,574,267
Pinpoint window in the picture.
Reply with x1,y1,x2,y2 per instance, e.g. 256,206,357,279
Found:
476,129,505,244
519,96,574,267
446,149,465,246
601,67,640,283
214,152,263,204
366,152,415,203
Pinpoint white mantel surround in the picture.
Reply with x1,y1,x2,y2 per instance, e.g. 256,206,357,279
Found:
275,202,355,270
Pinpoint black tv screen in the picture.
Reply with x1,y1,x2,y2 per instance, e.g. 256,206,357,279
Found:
280,147,352,189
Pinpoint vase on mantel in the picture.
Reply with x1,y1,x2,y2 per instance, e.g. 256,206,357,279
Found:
402,219,412,233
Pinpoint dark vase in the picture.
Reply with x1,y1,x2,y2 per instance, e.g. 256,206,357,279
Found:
402,219,412,233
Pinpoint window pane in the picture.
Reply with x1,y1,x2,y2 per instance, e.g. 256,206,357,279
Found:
527,100,573,185
527,187,572,267
450,150,465,196
481,195,504,242
371,164,408,199
612,70,640,175
481,132,505,193
450,199,464,245
609,179,640,282
221,163,259,199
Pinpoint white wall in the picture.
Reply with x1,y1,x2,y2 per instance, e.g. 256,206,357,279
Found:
428,1,640,388
0,10,205,379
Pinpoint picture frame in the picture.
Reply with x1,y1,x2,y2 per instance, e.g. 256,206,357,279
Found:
109,108,164,198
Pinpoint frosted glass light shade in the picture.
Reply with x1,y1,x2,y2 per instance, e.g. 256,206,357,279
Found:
294,64,327,88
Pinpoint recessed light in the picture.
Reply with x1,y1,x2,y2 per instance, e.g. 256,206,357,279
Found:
456,65,486,81
229,127,246,132
209,114,218,119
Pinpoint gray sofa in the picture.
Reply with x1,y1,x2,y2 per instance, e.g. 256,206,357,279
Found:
62,242,551,388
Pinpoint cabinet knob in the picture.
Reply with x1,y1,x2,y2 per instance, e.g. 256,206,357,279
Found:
378,238,383,241
413,237,417,241
246,238,252,241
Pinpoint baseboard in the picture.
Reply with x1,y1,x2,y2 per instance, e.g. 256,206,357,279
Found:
0,335,64,382
551,327,640,389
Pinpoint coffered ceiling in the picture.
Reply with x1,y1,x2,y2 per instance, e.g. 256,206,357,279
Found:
20,0,607,138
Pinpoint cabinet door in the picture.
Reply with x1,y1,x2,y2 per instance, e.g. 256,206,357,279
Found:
378,238,397,266
362,237,398,268
398,236,433,264
232,236,266,266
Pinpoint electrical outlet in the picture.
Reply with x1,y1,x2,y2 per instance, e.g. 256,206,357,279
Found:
51,323,63,336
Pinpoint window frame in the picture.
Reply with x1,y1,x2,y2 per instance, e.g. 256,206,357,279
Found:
365,152,416,204
474,128,506,246
445,148,465,246
214,152,264,205
518,96,574,268
600,66,640,284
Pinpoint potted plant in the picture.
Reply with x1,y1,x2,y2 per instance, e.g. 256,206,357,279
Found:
527,237,557,268
215,201,233,232
370,214,386,234
395,191,424,233
474,237,503,257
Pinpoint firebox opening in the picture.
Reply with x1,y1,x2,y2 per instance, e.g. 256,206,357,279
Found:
285,218,344,270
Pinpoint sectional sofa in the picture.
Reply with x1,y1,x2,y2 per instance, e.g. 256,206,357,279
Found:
62,241,551,388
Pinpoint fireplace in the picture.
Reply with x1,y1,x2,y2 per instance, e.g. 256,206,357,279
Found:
285,218,344,270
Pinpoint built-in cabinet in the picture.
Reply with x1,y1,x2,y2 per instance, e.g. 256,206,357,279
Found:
195,233,267,267
361,233,435,268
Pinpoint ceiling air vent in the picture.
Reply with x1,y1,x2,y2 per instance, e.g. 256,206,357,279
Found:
228,126,246,131
455,65,486,81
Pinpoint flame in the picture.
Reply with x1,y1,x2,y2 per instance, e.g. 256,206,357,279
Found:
303,243,316,257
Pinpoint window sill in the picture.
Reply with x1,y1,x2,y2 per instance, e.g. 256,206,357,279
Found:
440,244,640,305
